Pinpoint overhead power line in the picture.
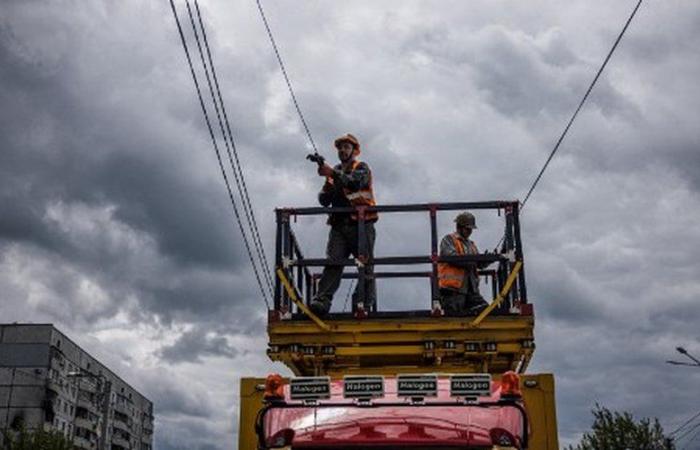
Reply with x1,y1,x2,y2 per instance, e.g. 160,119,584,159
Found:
491,0,643,252
187,0,275,299
670,410,700,437
681,427,700,450
520,0,644,208
168,0,271,308
675,419,700,447
255,0,319,154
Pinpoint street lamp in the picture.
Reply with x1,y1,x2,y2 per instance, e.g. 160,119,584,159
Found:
666,346,700,367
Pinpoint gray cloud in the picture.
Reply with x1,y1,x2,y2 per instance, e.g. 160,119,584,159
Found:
158,327,238,364
2,1,700,449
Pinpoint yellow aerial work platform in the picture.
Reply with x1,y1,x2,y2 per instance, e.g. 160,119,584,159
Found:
267,201,535,378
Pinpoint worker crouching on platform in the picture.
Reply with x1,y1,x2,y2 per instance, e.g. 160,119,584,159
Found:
438,212,489,316
307,133,377,316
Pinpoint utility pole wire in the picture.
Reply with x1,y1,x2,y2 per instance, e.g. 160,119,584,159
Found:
520,0,644,208
675,419,700,446
681,427,700,450
670,410,700,437
492,0,644,252
255,0,319,154
188,0,275,299
169,0,270,308
666,360,700,367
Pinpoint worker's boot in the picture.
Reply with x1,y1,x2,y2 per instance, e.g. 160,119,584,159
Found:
309,298,330,317
465,293,488,315
440,292,466,317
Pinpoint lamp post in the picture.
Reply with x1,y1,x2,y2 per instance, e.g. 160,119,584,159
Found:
666,346,700,368
67,370,112,450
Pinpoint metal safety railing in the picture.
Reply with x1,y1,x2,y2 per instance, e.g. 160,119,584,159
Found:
273,201,527,319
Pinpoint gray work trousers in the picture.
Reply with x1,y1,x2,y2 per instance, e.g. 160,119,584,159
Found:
439,288,487,316
315,221,376,311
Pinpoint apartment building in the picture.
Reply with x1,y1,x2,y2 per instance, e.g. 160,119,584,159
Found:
0,324,154,450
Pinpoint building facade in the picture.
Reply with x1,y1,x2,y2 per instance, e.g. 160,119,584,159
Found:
0,324,154,450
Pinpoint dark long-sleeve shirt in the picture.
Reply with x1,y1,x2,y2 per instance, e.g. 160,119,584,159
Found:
318,161,372,225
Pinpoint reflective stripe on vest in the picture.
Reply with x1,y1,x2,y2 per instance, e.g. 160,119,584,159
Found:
438,233,468,290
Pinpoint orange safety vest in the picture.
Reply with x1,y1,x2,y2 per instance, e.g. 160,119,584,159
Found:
438,233,477,290
326,160,377,221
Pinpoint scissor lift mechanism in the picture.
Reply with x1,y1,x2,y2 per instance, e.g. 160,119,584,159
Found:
267,201,535,377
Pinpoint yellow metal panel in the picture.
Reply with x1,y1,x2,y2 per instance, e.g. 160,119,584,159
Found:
336,345,423,356
269,315,534,335
521,373,559,450
238,377,266,450
268,329,533,345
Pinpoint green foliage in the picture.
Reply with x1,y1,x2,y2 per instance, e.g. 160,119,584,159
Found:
1,427,73,450
567,404,675,450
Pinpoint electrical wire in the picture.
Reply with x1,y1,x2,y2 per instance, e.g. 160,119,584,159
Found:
492,0,643,252
681,427,700,450
670,410,700,437
675,419,700,446
254,0,319,154
169,0,270,308
520,0,643,208
187,0,275,299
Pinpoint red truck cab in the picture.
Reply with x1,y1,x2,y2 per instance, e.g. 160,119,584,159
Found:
257,373,528,450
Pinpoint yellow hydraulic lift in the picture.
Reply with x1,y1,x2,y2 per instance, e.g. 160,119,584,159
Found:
271,262,534,378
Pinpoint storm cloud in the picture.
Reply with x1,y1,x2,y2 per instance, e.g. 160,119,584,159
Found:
2,0,700,449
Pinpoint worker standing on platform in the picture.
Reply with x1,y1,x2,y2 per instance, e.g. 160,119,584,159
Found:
438,212,489,316
306,133,377,316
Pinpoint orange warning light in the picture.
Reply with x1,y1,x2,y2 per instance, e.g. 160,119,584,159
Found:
264,373,285,400
500,371,522,398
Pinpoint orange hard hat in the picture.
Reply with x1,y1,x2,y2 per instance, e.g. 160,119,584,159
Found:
334,133,361,156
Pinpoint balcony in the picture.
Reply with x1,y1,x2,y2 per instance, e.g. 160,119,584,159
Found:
112,435,130,449
72,435,94,449
75,416,98,432
113,401,129,415
113,417,131,434
77,399,100,415
46,379,63,394
78,380,97,394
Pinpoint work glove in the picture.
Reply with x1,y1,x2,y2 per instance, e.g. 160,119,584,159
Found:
317,164,335,178
306,153,325,165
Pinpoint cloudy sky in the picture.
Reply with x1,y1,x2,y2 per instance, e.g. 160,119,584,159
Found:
2,0,700,448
